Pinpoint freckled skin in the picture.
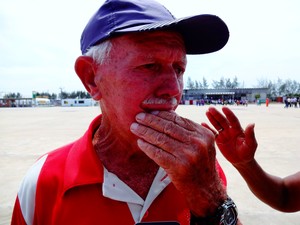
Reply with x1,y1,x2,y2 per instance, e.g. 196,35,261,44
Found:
76,31,230,218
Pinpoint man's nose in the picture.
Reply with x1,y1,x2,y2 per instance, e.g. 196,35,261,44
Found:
155,67,183,98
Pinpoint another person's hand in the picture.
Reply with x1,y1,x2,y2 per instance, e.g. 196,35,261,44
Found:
130,110,226,216
202,107,258,166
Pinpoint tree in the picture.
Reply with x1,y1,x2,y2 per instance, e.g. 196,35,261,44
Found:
4,92,22,98
202,77,209,89
70,91,91,98
187,76,241,89
255,78,270,88
231,76,239,88
286,79,300,95
212,77,226,88
219,77,225,88
195,80,199,89
50,93,57,100
59,91,69,99
225,78,232,88
254,77,300,98
267,80,277,98
254,94,261,100
186,77,195,89
58,90,91,99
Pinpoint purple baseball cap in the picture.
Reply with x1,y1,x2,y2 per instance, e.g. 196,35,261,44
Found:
80,0,229,55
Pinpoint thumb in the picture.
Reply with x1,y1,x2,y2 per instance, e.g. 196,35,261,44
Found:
244,123,258,150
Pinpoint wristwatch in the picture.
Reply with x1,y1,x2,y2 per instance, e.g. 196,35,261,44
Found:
190,197,238,225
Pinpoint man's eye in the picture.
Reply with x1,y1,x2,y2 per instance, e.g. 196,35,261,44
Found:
174,65,185,76
143,63,160,71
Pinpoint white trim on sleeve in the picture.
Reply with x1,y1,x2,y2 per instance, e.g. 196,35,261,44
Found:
18,154,48,225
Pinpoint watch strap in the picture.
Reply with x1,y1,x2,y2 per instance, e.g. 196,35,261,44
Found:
190,197,238,225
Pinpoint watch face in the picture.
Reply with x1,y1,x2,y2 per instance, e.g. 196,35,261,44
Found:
220,200,238,225
222,207,238,225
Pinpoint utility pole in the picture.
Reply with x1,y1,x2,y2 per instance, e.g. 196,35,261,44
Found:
59,87,64,100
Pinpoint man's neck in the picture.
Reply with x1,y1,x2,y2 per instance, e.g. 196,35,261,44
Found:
93,127,159,199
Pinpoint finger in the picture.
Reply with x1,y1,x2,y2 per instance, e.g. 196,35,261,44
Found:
221,107,243,130
152,110,197,132
206,107,229,130
205,110,222,131
130,122,187,154
135,112,191,142
136,139,175,169
201,122,217,136
244,123,258,150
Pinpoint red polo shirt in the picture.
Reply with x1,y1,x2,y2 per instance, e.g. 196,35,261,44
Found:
11,115,226,225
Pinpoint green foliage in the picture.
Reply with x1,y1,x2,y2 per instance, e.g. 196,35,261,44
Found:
212,76,239,88
254,94,261,99
2,91,91,100
59,91,91,99
3,92,22,99
35,92,57,99
186,77,195,89
186,76,240,89
255,78,300,97
186,76,300,96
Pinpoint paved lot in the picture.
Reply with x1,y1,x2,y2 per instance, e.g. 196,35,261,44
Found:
1,104,300,224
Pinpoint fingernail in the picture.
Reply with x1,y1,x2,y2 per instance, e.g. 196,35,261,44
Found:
137,139,147,148
136,113,146,121
130,122,139,131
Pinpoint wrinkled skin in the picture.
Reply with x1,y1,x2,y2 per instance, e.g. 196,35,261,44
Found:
130,110,226,216
75,31,227,217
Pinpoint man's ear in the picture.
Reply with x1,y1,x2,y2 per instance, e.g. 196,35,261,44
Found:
74,56,102,100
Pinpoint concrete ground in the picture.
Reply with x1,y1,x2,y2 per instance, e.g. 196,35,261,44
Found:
1,103,299,224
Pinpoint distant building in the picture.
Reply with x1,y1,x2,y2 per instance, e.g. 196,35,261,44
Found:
182,87,269,104
34,97,51,106
61,98,97,107
0,98,33,107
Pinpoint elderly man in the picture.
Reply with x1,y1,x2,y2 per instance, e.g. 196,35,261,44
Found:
11,0,239,225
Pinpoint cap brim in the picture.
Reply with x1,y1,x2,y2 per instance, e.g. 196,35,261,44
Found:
114,14,229,55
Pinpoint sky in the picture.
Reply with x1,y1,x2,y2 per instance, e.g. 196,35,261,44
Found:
1,0,300,97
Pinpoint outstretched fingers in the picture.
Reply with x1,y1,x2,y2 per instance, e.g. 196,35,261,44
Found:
221,107,243,130
206,107,229,132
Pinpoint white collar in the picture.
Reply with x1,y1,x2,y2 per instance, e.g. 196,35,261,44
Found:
103,166,171,223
